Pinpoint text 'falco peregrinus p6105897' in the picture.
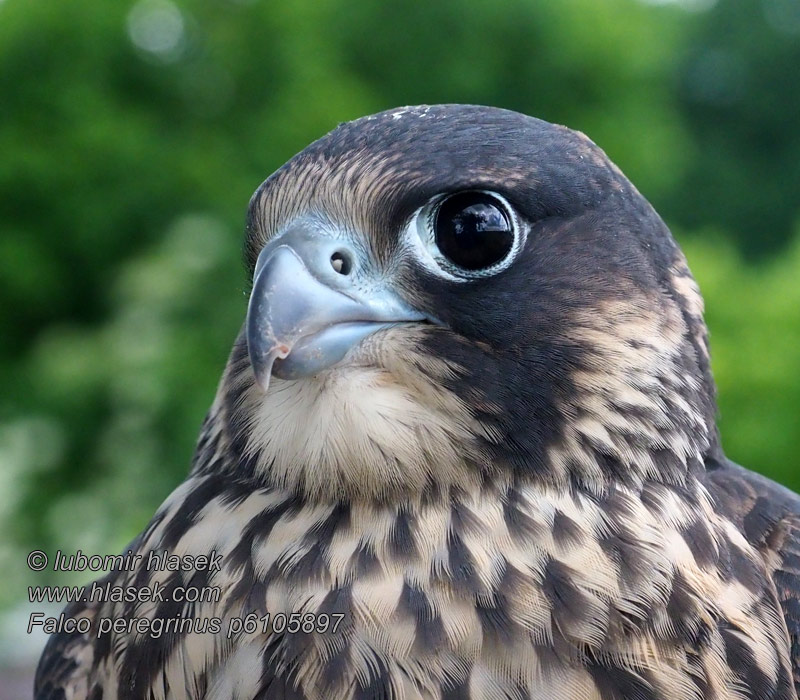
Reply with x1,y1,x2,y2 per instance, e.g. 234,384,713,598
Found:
35,105,800,700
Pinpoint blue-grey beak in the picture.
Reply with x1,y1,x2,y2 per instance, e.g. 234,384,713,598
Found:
246,224,425,392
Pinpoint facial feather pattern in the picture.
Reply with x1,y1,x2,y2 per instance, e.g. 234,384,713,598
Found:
35,105,800,700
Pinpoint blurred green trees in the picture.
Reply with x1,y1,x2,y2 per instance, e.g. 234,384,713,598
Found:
1,0,799,608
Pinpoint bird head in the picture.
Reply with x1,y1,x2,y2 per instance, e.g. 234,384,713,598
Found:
212,105,717,502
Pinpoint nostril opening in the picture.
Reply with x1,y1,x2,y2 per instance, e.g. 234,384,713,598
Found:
330,251,352,275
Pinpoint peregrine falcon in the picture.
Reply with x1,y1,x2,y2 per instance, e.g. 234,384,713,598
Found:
35,105,800,700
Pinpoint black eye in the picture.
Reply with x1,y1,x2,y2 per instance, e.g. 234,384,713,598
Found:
433,191,515,271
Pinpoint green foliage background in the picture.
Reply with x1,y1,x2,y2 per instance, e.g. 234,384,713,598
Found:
1,0,799,616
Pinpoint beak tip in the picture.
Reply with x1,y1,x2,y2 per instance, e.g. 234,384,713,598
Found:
247,341,274,394
253,372,272,394
248,341,294,393
250,354,274,393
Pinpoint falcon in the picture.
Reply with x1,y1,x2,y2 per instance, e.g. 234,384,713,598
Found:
35,105,800,700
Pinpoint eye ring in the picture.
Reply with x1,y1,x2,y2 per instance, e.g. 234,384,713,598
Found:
421,190,521,278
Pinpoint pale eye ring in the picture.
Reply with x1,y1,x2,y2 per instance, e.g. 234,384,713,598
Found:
432,191,515,271
413,189,522,279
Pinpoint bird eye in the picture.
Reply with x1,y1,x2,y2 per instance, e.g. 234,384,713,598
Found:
433,191,515,271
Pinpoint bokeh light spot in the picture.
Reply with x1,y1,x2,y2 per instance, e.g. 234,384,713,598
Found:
126,0,186,61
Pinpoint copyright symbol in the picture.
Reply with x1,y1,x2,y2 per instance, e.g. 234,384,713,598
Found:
27,550,48,571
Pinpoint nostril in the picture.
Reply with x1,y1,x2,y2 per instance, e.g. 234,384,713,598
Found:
330,250,352,275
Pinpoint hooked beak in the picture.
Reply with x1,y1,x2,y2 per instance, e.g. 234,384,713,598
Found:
246,227,425,392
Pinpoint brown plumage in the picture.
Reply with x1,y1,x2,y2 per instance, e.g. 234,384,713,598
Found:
35,105,800,700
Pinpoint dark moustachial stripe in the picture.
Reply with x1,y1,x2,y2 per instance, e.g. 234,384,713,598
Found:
35,104,800,700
